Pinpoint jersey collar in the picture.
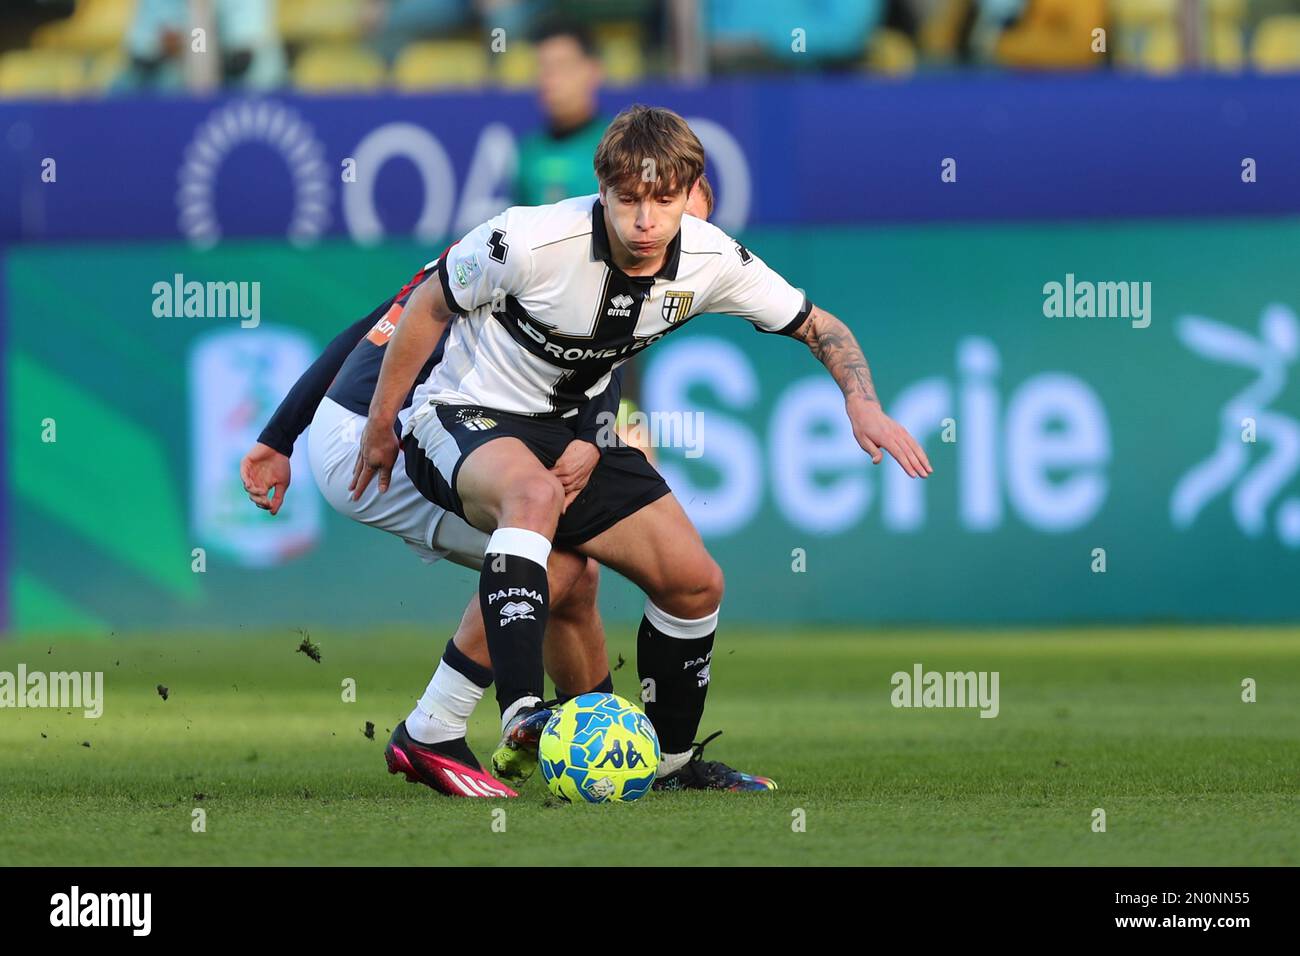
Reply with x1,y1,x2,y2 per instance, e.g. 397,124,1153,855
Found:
590,198,682,281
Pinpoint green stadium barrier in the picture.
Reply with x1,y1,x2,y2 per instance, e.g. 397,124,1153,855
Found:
6,218,1300,635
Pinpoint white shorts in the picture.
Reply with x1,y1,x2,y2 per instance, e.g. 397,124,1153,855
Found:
306,397,490,569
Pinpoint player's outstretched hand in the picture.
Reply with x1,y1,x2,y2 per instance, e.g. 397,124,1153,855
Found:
351,420,400,499
552,439,600,511
240,442,292,515
846,394,933,478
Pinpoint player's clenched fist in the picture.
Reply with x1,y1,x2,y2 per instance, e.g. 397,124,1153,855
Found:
351,420,400,499
240,442,292,515
845,394,933,479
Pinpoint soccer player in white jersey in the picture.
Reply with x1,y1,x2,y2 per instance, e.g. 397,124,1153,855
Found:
241,177,716,796
354,106,932,792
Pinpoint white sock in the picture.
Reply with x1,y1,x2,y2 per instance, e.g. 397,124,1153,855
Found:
500,695,542,733
657,750,693,778
406,660,485,744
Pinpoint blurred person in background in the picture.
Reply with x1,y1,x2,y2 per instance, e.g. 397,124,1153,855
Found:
706,0,885,72
361,0,472,62
908,0,1106,68
362,0,536,62
116,0,286,91
512,19,606,207
990,0,1107,69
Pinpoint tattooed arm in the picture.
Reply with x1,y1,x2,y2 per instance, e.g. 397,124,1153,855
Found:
791,305,933,478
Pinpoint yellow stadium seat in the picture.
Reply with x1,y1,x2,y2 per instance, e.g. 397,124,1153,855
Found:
1206,0,1247,24
86,48,127,91
391,41,489,91
1207,22,1244,71
596,24,644,87
919,0,973,58
1140,23,1182,74
279,0,365,45
31,0,132,54
293,44,386,92
496,41,537,89
1252,15,1300,73
866,28,917,77
1110,0,1177,28
0,50,88,98
1111,0,1174,69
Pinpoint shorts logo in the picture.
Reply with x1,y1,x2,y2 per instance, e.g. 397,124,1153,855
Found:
607,293,635,318
453,253,483,289
455,408,498,431
499,601,536,624
662,290,695,325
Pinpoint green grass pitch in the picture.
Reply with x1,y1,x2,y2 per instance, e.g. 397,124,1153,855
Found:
0,627,1296,866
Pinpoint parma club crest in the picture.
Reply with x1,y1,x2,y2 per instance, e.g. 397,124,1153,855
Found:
661,290,695,325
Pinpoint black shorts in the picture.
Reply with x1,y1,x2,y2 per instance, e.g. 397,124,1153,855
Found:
403,403,671,549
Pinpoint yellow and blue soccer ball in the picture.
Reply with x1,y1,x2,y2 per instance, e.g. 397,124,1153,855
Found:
538,693,660,803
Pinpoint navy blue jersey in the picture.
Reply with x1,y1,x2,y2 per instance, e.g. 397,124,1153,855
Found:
325,263,444,419
257,257,622,456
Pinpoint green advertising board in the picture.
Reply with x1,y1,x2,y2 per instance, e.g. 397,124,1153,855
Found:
6,217,1300,636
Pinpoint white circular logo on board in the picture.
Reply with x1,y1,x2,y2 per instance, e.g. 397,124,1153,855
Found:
176,99,331,248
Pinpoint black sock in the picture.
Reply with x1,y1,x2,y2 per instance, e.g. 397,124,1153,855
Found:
637,602,718,754
555,671,614,704
480,528,552,717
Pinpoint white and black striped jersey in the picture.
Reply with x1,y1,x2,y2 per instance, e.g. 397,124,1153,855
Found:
409,194,810,421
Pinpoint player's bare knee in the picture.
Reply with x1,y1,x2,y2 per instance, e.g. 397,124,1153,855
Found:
654,556,723,620
696,558,724,613
504,474,564,528
708,558,725,604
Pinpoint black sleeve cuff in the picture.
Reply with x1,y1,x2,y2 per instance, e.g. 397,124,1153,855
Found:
437,255,469,316
760,297,813,336
256,427,295,458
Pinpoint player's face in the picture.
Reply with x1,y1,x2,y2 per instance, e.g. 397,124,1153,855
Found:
600,184,690,265
537,36,600,126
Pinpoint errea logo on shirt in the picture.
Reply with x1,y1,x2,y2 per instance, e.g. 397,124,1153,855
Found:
607,293,635,317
